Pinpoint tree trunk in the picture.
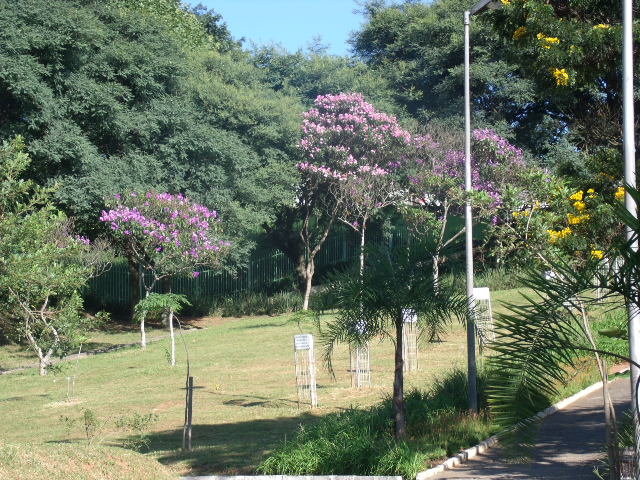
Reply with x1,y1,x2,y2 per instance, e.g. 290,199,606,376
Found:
128,259,141,322
359,225,366,281
393,314,407,440
169,308,176,366
38,352,50,376
24,317,54,376
302,258,315,311
432,253,440,290
140,288,151,350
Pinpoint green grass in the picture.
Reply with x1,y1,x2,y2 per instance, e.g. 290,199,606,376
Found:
0,442,175,480
0,286,617,477
0,310,471,476
0,322,168,371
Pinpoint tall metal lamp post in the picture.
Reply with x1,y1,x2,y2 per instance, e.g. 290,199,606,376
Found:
622,0,639,471
464,0,502,413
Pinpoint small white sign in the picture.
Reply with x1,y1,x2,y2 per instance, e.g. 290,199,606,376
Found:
402,309,418,323
294,334,313,351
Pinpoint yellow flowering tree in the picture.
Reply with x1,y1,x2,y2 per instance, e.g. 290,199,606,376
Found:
542,186,625,264
489,0,639,153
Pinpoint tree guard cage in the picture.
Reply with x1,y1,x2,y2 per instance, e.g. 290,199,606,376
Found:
350,343,371,388
472,287,495,348
294,334,318,408
402,309,419,372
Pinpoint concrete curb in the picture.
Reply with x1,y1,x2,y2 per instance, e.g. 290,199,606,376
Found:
182,477,402,480
414,375,624,480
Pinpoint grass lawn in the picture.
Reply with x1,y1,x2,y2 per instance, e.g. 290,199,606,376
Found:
0,286,594,477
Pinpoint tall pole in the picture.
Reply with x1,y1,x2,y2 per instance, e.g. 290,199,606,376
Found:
622,0,639,470
464,9,478,413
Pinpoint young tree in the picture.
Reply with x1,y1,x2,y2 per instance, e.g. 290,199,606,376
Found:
0,138,107,375
322,240,466,440
297,92,413,308
100,192,230,349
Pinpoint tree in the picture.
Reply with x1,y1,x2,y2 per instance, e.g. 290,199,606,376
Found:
351,0,561,158
403,128,557,278
297,92,414,308
0,0,302,248
134,293,190,366
489,0,640,154
0,137,107,375
322,241,466,440
100,191,229,349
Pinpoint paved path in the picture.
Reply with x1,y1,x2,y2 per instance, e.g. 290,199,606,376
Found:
435,377,631,479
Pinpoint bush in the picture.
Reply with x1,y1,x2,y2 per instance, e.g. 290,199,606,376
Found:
217,291,303,317
258,368,493,478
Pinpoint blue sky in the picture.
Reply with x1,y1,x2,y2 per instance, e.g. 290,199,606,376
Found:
196,1,365,56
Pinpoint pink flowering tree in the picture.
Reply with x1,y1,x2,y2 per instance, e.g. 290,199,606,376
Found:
298,93,413,308
100,191,229,354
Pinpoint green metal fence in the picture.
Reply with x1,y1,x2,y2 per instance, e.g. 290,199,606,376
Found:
87,234,348,311
85,229,410,311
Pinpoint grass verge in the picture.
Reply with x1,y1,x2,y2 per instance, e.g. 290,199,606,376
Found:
0,442,176,480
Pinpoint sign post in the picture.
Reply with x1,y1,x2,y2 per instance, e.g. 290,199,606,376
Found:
294,334,318,408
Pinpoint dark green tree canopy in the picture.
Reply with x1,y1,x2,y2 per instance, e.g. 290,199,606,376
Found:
350,0,573,160
0,0,303,250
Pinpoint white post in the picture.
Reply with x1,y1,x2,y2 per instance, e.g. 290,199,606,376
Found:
622,0,639,472
464,9,478,413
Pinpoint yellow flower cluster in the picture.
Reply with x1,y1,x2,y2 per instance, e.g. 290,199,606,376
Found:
538,33,560,49
586,188,596,198
513,26,527,40
553,68,569,86
548,227,572,243
567,212,590,224
569,190,583,201
616,186,625,200
512,210,531,218
591,249,604,260
501,0,511,4
593,24,610,30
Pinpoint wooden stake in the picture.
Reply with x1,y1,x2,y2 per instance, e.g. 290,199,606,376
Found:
182,376,193,451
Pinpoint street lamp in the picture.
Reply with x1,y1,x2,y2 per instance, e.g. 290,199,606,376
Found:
622,0,639,467
464,0,502,413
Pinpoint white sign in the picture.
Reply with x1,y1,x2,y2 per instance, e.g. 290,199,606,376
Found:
294,334,313,351
402,309,418,323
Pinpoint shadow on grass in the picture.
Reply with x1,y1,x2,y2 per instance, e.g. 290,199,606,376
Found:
144,413,320,475
230,322,289,330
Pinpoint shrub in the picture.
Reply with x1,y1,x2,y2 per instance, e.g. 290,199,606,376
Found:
258,367,493,478
218,291,303,317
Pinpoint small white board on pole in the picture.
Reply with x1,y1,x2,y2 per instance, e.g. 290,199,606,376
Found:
472,287,495,348
294,334,317,408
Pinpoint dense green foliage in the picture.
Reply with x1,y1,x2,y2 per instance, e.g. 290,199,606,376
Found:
490,0,640,155
351,0,550,154
0,138,102,374
259,368,492,478
0,0,302,252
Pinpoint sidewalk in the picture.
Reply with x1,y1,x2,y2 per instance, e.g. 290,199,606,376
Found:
434,377,631,479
